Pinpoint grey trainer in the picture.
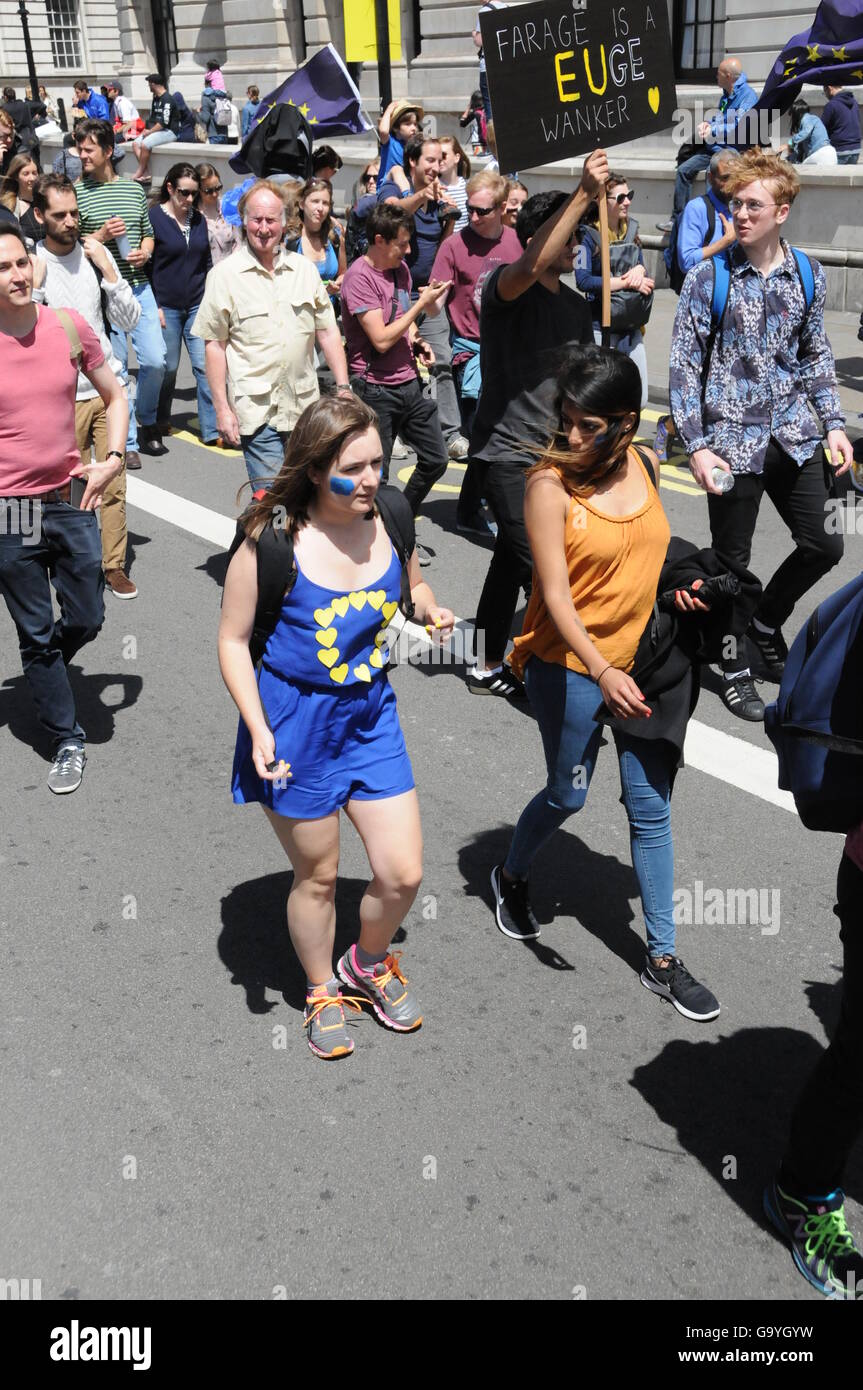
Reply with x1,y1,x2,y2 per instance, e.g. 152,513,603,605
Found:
337,948,423,1032
47,741,86,795
303,983,363,1059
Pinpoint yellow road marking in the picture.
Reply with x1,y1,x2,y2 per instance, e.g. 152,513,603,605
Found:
170,427,243,457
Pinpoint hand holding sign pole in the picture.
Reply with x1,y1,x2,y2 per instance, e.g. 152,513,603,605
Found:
480,0,676,348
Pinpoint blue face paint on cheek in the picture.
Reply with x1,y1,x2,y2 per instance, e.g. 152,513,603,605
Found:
329,475,356,496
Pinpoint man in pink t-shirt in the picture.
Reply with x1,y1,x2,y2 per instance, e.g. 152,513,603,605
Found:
341,201,452,525
0,225,128,794
427,169,521,535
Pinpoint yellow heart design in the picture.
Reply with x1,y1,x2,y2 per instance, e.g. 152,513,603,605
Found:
315,627,337,648
349,591,367,611
317,647,340,669
367,590,386,611
313,606,334,627
382,600,398,623
369,648,384,669
329,663,349,684
353,663,372,682
374,631,389,649
331,595,349,617
648,86,660,115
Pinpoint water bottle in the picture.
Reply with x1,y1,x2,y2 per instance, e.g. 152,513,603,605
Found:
711,465,735,494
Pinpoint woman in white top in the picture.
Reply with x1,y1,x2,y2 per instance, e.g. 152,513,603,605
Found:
438,136,471,232
196,162,240,264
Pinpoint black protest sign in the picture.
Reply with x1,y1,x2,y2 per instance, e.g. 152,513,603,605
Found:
480,0,676,172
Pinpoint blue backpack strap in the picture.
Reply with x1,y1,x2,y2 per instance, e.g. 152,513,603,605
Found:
791,246,815,314
711,248,732,327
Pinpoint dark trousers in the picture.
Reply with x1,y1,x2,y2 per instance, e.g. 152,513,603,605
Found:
480,69,492,126
475,461,533,664
454,359,483,519
0,499,104,747
352,376,448,514
782,852,863,1194
673,150,712,215
706,440,843,672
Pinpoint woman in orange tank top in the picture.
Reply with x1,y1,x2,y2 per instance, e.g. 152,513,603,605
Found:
490,345,720,1022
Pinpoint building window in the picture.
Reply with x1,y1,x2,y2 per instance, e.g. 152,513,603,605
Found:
674,0,725,81
46,0,83,70
150,0,179,77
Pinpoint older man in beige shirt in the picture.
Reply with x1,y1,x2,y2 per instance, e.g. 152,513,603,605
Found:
193,179,351,485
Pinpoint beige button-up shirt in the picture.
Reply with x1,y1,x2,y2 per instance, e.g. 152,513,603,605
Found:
192,242,337,436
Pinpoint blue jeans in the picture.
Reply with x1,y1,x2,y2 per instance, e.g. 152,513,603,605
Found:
837,149,860,164
505,656,676,957
111,282,166,444
0,500,104,748
157,304,218,441
673,150,712,215
240,423,289,487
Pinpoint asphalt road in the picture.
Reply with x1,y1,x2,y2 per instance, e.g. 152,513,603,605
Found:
2,377,862,1302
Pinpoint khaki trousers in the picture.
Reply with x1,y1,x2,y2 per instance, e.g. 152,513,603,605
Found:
74,396,127,573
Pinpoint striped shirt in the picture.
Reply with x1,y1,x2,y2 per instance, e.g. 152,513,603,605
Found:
443,176,468,232
75,175,154,286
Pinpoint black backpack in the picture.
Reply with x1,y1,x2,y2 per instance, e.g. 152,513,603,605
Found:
226,484,417,666
665,196,716,294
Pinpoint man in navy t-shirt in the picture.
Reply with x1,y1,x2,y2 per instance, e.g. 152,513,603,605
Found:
378,136,467,460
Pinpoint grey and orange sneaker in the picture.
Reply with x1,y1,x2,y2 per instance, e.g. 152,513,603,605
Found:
303,983,364,1060
336,947,423,1032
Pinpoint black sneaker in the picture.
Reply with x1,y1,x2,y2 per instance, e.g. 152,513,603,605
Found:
467,665,526,699
720,671,765,721
640,955,720,1021
490,864,540,940
764,1176,863,1299
747,623,788,681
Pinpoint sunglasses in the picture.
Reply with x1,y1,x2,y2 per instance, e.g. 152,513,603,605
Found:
203,183,223,194
175,187,197,198
609,189,635,204
466,203,496,217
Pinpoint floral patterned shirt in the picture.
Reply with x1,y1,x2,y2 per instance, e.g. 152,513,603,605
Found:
669,242,844,475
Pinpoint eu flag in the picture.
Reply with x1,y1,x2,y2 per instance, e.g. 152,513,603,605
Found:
754,0,863,113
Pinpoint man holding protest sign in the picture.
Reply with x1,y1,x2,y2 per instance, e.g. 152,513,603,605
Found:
466,150,607,696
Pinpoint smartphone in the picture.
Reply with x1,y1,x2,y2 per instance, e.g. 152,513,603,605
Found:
70,475,87,509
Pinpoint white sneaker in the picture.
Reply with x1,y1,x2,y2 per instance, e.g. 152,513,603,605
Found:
47,741,86,795
448,435,470,461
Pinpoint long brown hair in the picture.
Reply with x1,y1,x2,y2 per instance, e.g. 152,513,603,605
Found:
440,135,471,180
240,395,380,539
288,177,336,246
0,152,37,210
527,345,642,496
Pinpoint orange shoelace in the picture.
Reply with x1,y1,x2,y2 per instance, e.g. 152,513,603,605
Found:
303,990,365,1032
369,951,408,992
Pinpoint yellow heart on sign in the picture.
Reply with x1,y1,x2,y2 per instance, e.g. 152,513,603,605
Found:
318,647,340,669
330,663,349,684
315,627,338,648
648,87,660,114
331,596,350,617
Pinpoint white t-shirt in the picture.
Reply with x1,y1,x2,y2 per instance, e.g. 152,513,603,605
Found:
114,94,139,124
476,2,507,73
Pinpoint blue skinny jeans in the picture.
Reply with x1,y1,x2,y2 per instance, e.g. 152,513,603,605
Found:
505,656,677,957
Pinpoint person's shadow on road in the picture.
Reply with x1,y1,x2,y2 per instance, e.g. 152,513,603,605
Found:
0,664,142,760
457,822,646,974
630,967,863,1230
218,870,407,1015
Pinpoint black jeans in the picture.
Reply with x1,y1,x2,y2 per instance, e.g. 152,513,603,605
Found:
454,359,483,520
782,852,863,1194
352,376,448,514
475,461,533,665
0,499,104,747
706,439,843,672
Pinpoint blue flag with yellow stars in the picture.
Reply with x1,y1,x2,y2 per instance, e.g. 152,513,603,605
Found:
754,0,863,113
231,42,372,172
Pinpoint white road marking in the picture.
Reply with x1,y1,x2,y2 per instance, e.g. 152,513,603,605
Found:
126,478,797,816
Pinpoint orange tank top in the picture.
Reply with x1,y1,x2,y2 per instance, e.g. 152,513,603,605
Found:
510,449,670,680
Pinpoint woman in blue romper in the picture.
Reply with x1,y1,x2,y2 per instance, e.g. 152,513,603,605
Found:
219,395,454,1059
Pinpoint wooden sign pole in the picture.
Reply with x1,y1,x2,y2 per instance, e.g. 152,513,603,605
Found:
598,192,611,349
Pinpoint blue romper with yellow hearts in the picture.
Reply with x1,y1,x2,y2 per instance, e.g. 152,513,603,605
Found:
231,542,415,819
